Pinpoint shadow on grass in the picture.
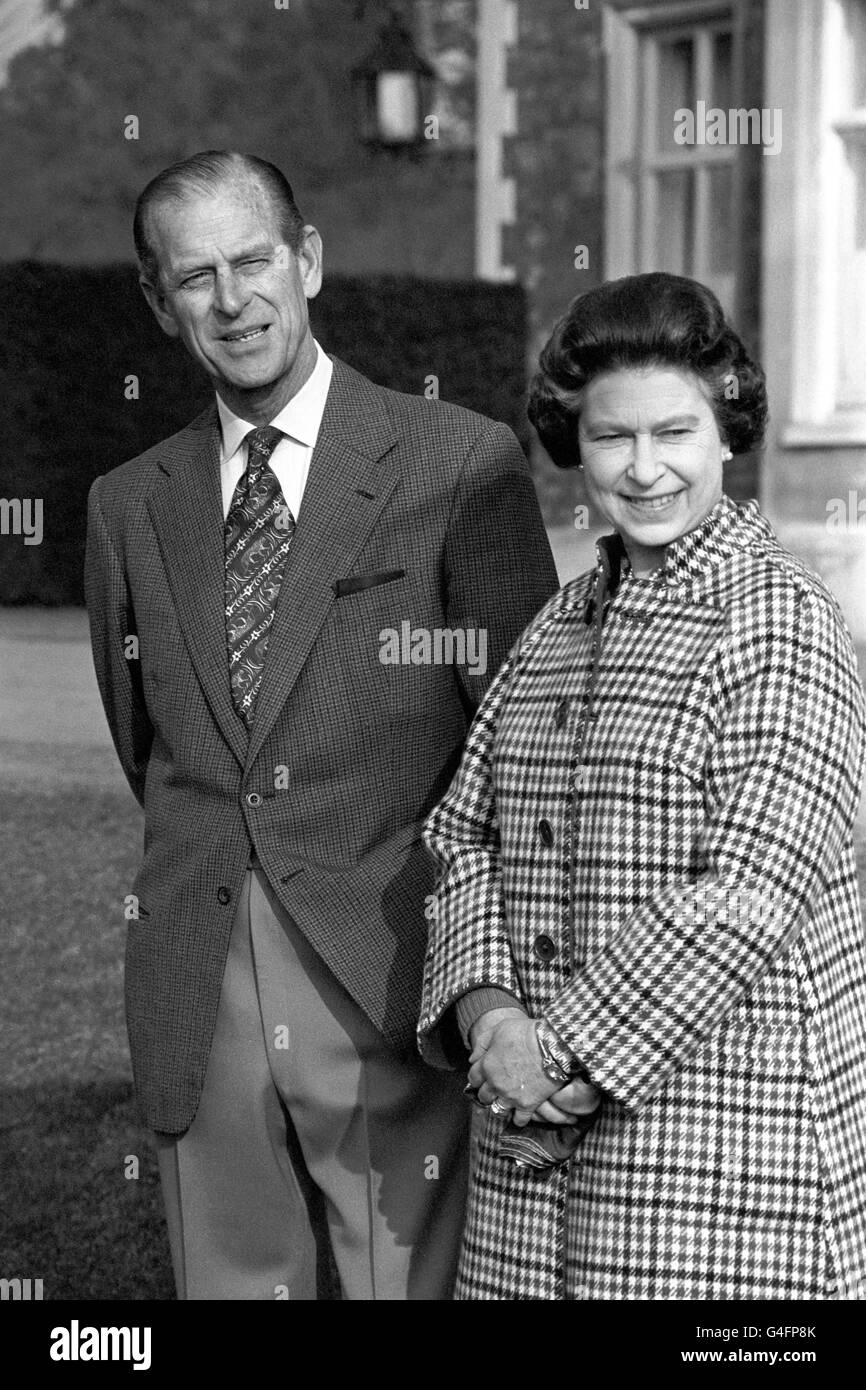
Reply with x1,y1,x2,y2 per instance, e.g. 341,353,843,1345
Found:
0,1078,174,1300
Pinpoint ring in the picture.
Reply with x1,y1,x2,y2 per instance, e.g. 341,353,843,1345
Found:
490,1097,511,1116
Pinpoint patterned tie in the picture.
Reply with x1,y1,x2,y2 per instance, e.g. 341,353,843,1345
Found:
225,426,296,726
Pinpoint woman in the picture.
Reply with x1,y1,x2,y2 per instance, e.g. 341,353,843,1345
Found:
418,272,866,1301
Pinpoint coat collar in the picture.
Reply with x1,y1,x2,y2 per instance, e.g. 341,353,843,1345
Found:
584,495,773,623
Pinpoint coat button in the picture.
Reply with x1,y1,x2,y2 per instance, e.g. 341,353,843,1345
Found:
538,818,554,847
573,766,588,790
217,886,231,905
245,791,262,807
534,934,557,962
554,697,569,729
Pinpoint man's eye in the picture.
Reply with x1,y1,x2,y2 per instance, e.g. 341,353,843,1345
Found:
595,433,625,441
181,271,211,288
239,258,269,271
661,428,691,437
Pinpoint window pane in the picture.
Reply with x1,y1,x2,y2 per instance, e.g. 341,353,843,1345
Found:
707,164,734,275
654,169,693,273
654,37,694,153
710,29,734,110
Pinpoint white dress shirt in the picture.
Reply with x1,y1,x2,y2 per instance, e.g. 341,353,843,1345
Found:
216,341,334,522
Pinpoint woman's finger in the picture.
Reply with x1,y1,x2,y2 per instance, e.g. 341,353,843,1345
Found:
475,1081,499,1107
548,1080,601,1114
533,1100,580,1125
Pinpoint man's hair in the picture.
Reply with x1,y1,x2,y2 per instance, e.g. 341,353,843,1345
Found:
133,150,306,287
527,272,768,468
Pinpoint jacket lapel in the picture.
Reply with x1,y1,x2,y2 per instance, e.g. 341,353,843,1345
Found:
244,360,400,768
146,405,249,769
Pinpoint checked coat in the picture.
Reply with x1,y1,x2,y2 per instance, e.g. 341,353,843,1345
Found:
419,495,866,1301
85,356,558,1135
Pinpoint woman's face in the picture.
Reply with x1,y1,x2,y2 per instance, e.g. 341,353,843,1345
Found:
577,365,727,576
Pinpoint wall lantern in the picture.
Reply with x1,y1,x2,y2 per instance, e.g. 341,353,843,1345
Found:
351,7,437,151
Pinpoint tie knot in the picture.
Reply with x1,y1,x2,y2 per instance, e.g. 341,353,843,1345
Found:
245,426,283,467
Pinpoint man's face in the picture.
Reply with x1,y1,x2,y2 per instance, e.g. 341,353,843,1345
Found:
140,180,323,416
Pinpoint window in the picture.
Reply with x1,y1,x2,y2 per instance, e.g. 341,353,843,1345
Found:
604,2,751,318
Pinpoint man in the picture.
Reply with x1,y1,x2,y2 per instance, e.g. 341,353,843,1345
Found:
85,150,558,1300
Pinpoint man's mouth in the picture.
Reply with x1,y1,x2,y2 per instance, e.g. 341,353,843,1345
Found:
621,491,684,512
222,326,269,344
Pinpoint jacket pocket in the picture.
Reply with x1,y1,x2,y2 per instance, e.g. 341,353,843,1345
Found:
333,568,406,597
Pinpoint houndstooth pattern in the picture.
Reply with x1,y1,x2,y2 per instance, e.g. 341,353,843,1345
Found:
419,495,866,1301
225,426,295,725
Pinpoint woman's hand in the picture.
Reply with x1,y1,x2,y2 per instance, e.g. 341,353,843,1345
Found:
532,1077,601,1126
468,1013,560,1125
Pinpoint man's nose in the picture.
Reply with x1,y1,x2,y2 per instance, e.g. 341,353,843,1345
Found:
212,268,251,316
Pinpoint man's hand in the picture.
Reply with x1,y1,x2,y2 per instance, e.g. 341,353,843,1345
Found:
467,1013,559,1125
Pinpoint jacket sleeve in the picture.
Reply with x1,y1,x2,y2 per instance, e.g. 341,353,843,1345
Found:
444,420,559,714
84,478,153,807
418,643,526,1065
543,587,866,1110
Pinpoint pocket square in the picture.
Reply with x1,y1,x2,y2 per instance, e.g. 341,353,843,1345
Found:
333,569,405,597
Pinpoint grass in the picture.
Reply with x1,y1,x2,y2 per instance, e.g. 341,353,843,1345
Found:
0,780,174,1299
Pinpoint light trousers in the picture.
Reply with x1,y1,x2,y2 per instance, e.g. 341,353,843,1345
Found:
156,867,468,1300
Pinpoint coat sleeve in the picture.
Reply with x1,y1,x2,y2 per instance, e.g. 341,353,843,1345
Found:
418,643,526,1066
543,587,866,1110
84,477,153,807
444,420,559,714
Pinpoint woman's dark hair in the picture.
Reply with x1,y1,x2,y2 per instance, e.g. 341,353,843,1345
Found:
527,272,767,469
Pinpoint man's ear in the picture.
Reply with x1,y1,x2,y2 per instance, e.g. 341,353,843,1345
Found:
297,225,323,302
139,274,180,339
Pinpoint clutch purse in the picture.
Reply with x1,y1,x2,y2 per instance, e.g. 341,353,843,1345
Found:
497,1108,600,1171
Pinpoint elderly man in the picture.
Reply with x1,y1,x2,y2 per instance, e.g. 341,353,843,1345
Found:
85,150,558,1300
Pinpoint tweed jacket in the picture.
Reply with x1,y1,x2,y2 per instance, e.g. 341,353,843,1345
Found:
419,495,866,1301
85,356,558,1134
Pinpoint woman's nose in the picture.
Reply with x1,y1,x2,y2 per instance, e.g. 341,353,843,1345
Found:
628,434,665,484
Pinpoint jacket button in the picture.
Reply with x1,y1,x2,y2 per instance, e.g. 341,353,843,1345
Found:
534,934,557,962
245,791,262,807
217,886,231,905
554,697,569,729
538,818,554,847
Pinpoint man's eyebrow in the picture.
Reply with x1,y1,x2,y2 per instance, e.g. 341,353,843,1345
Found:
171,244,275,276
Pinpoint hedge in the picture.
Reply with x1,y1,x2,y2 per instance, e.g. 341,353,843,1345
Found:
0,263,529,604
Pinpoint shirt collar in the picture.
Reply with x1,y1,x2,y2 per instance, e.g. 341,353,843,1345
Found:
215,340,333,462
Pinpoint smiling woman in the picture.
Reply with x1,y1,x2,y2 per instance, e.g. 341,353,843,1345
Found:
418,272,866,1301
